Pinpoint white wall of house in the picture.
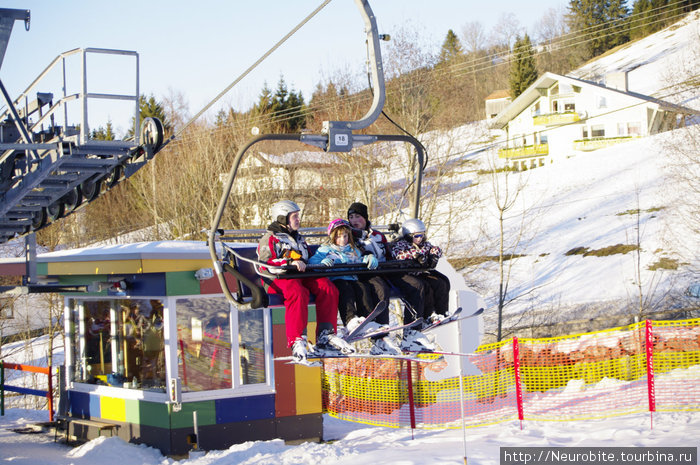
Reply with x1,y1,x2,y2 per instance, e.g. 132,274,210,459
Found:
501,75,672,169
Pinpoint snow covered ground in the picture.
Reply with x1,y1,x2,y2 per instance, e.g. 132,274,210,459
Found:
1,408,698,465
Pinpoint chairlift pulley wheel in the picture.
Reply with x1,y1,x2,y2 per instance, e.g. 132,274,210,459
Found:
103,164,123,188
81,178,102,202
140,117,164,154
30,208,47,231
47,200,65,222
62,186,82,214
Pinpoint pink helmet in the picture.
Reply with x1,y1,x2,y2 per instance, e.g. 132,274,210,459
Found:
327,218,351,236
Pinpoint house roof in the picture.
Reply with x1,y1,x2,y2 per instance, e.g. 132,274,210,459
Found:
485,89,511,100
491,72,699,129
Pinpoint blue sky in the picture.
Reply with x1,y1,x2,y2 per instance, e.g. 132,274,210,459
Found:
2,1,566,135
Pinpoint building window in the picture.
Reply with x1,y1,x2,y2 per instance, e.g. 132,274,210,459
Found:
628,122,641,136
582,126,589,138
552,99,575,113
597,96,607,109
591,125,605,137
70,299,166,390
617,121,641,136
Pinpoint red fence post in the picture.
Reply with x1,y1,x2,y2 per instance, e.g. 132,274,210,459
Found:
645,320,656,428
47,365,54,422
1,360,4,417
406,360,416,432
512,337,524,429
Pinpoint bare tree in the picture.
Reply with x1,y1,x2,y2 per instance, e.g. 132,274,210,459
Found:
490,13,524,52
461,21,488,55
533,6,573,74
476,151,545,342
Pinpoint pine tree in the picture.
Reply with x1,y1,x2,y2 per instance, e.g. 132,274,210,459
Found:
138,95,172,133
509,34,538,99
439,29,463,62
127,94,172,137
608,0,630,48
91,121,115,140
254,77,306,133
567,0,630,59
630,0,653,39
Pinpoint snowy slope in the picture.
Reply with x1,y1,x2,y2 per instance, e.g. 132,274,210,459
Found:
418,12,700,335
572,10,700,108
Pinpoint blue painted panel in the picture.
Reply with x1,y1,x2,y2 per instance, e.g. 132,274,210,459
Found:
127,273,166,296
89,393,101,417
69,390,91,417
215,394,275,423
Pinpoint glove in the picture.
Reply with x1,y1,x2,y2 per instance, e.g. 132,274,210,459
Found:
363,254,378,270
428,254,440,268
416,253,428,266
321,257,334,267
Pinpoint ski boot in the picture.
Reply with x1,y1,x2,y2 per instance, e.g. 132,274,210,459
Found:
292,335,311,362
315,329,356,355
370,334,402,356
401,327,436,352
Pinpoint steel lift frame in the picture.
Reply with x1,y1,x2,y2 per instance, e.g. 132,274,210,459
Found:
0,8,164,293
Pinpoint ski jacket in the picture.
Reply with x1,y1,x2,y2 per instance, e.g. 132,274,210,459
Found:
391,238,442,265
352,227,390,262
257,221,309,275
309,243,364,281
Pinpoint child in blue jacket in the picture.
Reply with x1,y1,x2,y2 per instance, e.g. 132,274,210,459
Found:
309,219,378,326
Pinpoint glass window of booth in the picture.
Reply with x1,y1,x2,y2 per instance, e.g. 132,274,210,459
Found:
176,297,233,392
175,297,267,391
70,298,166,391
238,308,267,385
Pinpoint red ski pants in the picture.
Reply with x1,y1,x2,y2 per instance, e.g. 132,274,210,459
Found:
268,276,339,347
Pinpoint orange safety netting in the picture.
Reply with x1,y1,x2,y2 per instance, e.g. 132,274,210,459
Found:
321,318,700,428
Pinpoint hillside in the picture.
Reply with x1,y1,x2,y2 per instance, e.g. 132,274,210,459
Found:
423,12,700,339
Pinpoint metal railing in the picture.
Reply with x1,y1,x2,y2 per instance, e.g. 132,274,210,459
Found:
0,361,54,421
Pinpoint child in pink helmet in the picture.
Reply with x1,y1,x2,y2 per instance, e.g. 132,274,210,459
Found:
309,219,378,326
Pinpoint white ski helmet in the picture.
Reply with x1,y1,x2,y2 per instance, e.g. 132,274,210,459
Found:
270,200,300,224
400,218,426,238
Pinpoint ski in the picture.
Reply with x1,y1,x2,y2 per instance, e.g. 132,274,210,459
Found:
346,317,424,342
275,351,439,364
343,300,388,341
403,348,483,357
421,307,484,333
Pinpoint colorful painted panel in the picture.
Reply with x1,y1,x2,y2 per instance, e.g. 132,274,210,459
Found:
215,394,275,423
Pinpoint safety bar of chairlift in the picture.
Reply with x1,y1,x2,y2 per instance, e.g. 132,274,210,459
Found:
222,241,433,278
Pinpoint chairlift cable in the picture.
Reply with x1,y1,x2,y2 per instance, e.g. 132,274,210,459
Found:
159,0,334,152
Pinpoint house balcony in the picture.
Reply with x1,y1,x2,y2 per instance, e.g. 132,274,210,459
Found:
533,112,580,126
498,143,549,159
573,136,636,151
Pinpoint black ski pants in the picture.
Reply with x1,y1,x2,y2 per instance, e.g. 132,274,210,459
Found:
357,275,391,325
332,278,376,326
390,270,450,323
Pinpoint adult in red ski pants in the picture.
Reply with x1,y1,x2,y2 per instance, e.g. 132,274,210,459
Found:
268,276,339,347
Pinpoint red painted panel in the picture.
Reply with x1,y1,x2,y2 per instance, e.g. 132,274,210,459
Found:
0,262,25,276
273,323,296,417
199,272,239,295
